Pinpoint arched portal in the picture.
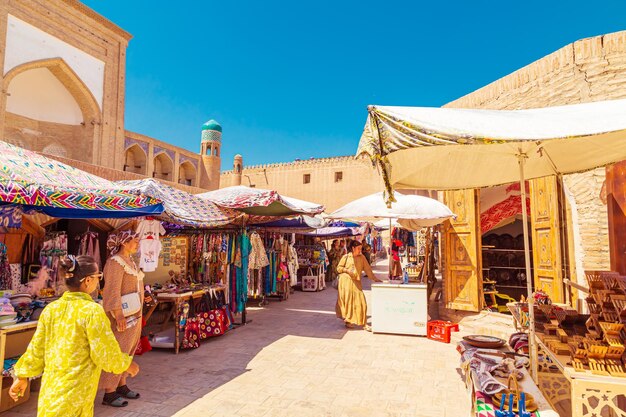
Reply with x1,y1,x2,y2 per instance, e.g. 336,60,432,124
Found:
153,152,173,181
124,144,147,175
2,58,101,163
178,161,196,186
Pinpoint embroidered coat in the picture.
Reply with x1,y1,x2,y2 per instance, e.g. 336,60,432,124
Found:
14,292,132,417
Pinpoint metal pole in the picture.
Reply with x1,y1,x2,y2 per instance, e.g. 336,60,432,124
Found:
389,217,392,279
518,150,538,382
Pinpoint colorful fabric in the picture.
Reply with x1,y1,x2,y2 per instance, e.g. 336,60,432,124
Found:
117,179,241,228
198,185,324,217
475,391,496,417
0,142,161,215
14,292,132,417
481,195,530,234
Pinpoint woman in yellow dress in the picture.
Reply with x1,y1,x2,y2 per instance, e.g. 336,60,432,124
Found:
335,240,382,331
9,255,139,416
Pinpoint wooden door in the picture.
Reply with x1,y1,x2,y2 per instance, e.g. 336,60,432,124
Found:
529,176,564,303
606,162,626,275
443,189,482,311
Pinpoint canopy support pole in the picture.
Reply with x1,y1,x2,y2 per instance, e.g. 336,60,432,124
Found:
389,217,392,279
518,150,538,382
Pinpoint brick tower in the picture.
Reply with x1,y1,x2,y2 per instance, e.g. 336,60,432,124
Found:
199,119,222,190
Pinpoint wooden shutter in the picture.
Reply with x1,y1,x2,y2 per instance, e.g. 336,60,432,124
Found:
529,176,564,303
443,189,482,311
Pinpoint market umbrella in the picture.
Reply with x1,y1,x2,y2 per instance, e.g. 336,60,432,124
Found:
198,185,325,217
327,191,454,227
357,98,626,381
0,141,163,218
328,191,454,277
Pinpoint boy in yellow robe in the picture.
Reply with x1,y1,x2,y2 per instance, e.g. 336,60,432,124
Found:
9,255,139,416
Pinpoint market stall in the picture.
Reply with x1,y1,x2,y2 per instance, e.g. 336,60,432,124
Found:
356,99,626,413
328,191,454,336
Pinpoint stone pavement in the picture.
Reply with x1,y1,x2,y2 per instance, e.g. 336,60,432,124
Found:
7,261,471,417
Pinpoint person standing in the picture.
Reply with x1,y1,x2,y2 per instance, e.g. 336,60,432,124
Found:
9,255,139,417
326,240,340,283
335,240,381,331
100,230,144,407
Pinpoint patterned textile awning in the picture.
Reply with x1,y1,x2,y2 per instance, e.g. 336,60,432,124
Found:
197,186,325,217
480,195,530,234
0,141,163,218
117,179,242,228
357,99,626,204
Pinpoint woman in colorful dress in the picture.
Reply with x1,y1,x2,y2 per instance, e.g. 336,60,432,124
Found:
9,255,138,417
100,230,144,407
335,240,382,331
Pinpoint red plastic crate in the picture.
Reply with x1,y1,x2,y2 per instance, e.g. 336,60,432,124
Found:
427,320,459,343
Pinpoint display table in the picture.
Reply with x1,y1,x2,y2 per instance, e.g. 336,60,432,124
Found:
371,282,427,336
0,321,38,412
460,343,559,417
506,302,626,416
148,290,206,354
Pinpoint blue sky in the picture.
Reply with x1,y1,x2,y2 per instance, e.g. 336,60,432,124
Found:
83,1,626,169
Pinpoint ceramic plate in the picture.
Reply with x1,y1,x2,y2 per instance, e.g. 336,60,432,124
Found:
462,335,506,348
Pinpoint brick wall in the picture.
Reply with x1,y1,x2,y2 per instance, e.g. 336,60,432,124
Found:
444,31,626,272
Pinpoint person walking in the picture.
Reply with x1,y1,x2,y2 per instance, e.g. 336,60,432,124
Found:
100,230,144,407
335,240,381,331
9,255,138,417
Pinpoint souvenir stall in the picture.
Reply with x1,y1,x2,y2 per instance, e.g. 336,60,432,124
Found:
480,183,534,312
199,186,325,296
329,192,454,336
0,142,163,411
115,179,244,353
356,99,626,414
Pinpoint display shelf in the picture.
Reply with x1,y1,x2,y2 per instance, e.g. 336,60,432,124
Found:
485,266,534,270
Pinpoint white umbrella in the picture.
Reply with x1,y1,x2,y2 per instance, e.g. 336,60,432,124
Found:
328,192,454,225
357,98,626,381
329,191,454,277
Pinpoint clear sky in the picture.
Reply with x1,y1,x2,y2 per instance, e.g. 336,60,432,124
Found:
83,0,626,169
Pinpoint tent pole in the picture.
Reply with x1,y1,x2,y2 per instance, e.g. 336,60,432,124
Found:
518,151,538,382
389,218,392,279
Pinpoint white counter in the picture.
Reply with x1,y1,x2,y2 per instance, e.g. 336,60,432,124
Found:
371,282,428,336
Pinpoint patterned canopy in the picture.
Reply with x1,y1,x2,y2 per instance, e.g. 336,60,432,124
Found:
117,179,242,228
0,141,162,218
357,99,626,204
198,185,324,217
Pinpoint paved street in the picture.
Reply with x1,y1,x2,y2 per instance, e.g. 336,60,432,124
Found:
8,262,470,417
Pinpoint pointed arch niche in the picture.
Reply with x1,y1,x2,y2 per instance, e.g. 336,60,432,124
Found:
178,161,196,186
2,58,101,163
153,152,173,180
124,144,147,175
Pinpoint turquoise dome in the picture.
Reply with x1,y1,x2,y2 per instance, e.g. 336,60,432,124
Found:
202,119,222,132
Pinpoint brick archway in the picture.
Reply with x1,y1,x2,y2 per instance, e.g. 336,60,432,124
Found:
3,57,100,123
1,58,102,163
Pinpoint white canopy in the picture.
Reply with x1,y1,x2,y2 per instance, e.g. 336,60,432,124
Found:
328,191,454,227
358,99,626,198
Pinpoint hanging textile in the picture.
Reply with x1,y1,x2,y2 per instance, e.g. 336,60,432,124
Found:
76,231,101,269
0,243,11,290
137,219,166,273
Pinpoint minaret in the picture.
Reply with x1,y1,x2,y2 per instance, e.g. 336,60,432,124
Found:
233,154,243,186
199,119,222,190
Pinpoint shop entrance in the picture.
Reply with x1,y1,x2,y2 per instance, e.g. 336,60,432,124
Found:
443,177,568,312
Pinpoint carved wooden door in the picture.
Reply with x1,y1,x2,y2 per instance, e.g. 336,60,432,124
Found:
529,176,564,303
443,189,482,311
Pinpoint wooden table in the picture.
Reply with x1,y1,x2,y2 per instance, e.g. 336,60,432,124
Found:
151,290,204,354
506,302,626,416
0,321,38,412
